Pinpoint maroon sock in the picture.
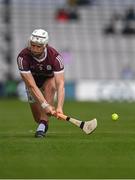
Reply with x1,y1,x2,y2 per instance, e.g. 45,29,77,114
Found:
39,120,48,125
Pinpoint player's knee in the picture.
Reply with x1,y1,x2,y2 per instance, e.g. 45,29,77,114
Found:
50,84,56,93
44,78,56,92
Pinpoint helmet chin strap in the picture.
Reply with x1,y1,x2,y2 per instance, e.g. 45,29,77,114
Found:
31,52,44,59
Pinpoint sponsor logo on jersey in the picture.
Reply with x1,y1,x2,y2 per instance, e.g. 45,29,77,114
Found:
39,64,43,70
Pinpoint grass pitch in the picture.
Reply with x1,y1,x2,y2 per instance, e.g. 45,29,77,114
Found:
0,99,135,179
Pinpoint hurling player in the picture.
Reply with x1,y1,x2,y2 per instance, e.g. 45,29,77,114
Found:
17,29,65,138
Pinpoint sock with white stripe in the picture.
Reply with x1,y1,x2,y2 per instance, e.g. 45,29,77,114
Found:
36,120,48,133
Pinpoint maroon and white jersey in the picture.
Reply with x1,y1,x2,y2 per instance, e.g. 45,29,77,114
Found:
17,45,64,87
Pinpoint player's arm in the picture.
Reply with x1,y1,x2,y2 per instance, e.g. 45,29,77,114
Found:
54,71,65,114
20,72,55,114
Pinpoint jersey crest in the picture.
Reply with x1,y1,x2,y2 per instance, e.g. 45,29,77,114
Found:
46,65,52,70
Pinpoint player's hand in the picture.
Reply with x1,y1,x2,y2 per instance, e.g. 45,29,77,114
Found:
55,107,63,118
45,105,55,116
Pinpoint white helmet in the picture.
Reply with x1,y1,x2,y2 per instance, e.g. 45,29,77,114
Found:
30,29,49,45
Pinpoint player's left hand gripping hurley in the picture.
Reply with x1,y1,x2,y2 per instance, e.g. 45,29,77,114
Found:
54,113,97,134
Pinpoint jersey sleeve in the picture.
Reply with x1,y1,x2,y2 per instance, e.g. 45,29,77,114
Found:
53,54,64,73
17,54,30,73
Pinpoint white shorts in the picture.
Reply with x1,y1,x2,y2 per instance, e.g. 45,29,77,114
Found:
26,87,43,103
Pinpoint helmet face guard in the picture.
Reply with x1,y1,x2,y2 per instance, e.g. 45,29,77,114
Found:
29,29,49,46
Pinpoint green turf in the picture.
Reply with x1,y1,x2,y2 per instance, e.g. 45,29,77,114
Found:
0,98,135,179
